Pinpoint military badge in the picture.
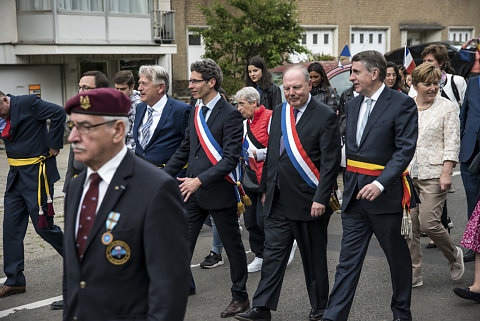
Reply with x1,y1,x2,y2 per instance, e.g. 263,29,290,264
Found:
102,212,120,245
106,240,131,265
80,96,91,110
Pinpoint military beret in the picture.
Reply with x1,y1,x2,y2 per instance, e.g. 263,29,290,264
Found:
65,88,130,116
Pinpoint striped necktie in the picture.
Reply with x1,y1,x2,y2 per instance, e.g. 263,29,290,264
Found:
357,98,372,146
140,107,153,149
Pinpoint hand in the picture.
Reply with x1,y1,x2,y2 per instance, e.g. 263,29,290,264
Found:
261,193,265,205
177,177,202,202
356,183,381,201
439,172,452,192
311,201,326,217
49,148,59,156
252,150,257,160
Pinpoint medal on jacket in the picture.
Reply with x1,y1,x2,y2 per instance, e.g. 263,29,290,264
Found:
101,211,120,245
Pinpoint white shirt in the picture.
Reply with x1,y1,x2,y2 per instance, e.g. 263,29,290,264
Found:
138,94,168,144
292,94,310,124
75,146,128,236
199,93,221,122
356,84,386,192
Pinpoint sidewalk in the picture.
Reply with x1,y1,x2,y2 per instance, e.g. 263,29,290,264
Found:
0,145,70,262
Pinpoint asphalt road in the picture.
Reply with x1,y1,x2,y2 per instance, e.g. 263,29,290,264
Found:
0,147,478,320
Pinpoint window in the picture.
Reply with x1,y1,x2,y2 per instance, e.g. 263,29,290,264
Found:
369,34,373,44
189,34,201,46
324,34,329,44
360,34,364,44
378,34,382,43
58,0,103,11
351,33,354,44
109,0,148,14
301,34,307,45
17,0,51,11
313,34,318,45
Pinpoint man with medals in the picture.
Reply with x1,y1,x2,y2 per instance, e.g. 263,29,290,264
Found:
164,58,250,318
63,88,190,321
235,66,340,321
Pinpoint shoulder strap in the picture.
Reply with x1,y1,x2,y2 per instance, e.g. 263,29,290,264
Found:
450,75,461,103
246,121,266,149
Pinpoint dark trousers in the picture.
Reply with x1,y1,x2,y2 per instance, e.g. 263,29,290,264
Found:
324,199,412,321
186,194,248,301
460,161,480,219
252,189,330,311
3,184,63,287
243,191,265,258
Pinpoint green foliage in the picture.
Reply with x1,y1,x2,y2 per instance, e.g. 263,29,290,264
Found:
221,76,245,99
302,53,336,62
190,0,309,79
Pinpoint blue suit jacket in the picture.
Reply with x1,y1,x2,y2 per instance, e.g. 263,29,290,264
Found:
133,95,191,166
342,87,418,214
1,94,65,192
460,76,480,163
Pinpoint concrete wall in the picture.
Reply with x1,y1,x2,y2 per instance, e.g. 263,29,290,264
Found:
0,0,18,44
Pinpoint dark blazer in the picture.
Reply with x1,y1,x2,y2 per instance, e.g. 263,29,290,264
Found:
164,97,243,210
63,152,190,321
133,95,191,166
2,94,65,191
260,83,282,110
460,76,480,163
342,87,418,214
259,98,341,221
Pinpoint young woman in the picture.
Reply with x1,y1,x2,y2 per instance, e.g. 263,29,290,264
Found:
307,62,338,111
246,56,282,110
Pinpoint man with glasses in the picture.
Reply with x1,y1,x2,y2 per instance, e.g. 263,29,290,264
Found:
132,65,191,170
0,90,65,298
164,58,250,318
63,88,190,320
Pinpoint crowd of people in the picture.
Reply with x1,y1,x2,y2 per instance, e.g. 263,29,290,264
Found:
0,40,479,321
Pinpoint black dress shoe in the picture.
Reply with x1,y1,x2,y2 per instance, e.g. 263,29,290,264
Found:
463,249,476,262
425,242,437,249
453,287,480,303
221,299,250,318
309,307,325,320
392,318,412,321
235,307,271,320
189,288,196,296
51,300,64,310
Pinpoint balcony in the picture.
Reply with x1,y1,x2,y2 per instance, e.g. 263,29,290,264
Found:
153,10,175,44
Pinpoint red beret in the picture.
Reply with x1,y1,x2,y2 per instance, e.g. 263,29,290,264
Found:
65,88,130,116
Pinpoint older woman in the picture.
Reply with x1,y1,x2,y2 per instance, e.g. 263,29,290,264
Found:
407,63,463,287
246,56,282,110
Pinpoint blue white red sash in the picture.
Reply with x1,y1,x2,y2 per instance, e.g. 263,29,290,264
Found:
281,102,319,188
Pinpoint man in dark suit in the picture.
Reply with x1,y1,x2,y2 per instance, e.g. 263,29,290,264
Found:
63,88,190,321
0,91,64,298
164,58,250,318
236,66,340,321
133,65,191,169
322,51,418,321
459,75,480,262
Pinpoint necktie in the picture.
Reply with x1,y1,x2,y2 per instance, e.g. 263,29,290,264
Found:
76,173,102,260
140,107,153,149
201,105,209,120
280,108,299,154
357,98,373,146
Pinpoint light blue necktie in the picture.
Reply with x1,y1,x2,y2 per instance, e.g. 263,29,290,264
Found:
140,107,153,149
357,98,372,146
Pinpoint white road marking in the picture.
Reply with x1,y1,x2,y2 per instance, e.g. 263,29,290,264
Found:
453,171,460,176
0,295,62,318
0,278,6,284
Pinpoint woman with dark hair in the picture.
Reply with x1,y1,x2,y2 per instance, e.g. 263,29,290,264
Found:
307,62,338,111
385,62,408,94
246,56,282,110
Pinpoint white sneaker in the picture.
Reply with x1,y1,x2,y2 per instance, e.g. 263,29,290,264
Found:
247,257,263,273
412,276,423,288
287,240,297,266
450,246,465,280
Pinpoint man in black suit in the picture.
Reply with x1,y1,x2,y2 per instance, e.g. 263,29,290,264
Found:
164,58,250,318
63,88,190,321
235,66,340,321
322,51,418,321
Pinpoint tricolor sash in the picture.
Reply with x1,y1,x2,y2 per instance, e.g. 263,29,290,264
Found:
281,102,319,188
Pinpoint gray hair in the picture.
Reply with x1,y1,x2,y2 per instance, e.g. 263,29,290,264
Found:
103,115,130,139
139,65,170,93
283,65,310,83
352,50,387,82
234,87,260,105
190,58,223,90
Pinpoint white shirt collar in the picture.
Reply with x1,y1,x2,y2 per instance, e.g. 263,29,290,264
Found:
149,94,168,111
200,92,221,111
85,145,128,187
364,83,385,103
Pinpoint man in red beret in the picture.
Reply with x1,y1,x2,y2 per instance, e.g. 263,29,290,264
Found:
63,88,190,321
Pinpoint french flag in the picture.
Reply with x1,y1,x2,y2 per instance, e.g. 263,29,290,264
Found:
403,45,416,74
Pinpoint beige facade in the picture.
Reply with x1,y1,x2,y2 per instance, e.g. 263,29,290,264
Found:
172,0,480,93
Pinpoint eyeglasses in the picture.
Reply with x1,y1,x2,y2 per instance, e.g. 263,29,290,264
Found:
188,79,207,84
77,85,96,92
66,120,117,135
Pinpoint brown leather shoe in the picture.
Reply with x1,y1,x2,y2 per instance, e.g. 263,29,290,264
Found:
0,285,26,298
221,299,250,318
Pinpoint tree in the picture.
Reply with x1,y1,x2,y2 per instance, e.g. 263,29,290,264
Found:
190,0,309,82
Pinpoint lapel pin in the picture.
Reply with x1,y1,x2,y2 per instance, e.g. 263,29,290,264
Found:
114,186,119,190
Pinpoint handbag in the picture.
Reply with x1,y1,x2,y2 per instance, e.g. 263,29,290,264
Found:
241,160,260,192
328,189,341,212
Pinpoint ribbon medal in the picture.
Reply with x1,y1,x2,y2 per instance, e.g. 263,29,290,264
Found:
101,211,120,245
